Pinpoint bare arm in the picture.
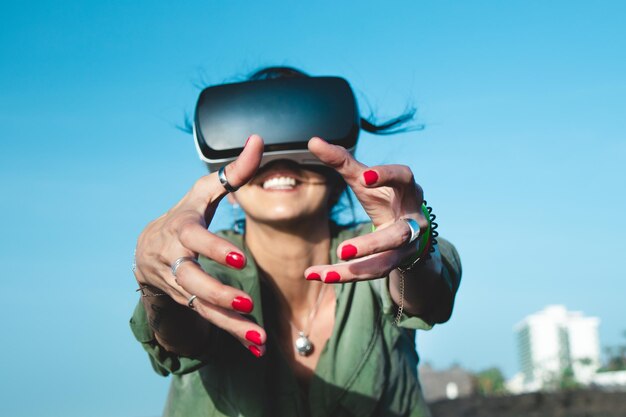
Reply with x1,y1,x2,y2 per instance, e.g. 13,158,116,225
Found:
132,135,267,358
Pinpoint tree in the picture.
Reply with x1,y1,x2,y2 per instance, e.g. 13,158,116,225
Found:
600,330,626,372
558,366,580,390
475,367,508,396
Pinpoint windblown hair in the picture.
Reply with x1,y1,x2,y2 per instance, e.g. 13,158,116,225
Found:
247,66,421,135
180,66,421,135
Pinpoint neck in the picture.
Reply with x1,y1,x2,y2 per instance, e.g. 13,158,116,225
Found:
244,216,332,325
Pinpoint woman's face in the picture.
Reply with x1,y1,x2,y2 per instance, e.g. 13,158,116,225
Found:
231,160,335,226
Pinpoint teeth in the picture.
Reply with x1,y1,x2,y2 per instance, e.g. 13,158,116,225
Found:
262,176,296,190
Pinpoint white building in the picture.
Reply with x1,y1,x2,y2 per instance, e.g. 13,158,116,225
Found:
592,370,626,389
513,305,601,392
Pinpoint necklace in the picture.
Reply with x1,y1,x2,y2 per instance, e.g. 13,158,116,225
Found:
288,285,328,357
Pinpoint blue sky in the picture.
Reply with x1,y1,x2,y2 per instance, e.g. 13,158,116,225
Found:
1,1,625,416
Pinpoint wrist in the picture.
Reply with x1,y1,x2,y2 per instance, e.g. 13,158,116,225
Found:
398,203,437,268
136,283,168,297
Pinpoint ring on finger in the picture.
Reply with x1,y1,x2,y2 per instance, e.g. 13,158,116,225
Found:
218,166,239,193
400,218,421,246
187,294,198,309
171,256,200,277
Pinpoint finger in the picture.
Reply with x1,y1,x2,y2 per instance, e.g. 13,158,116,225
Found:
153,264,267,357
173,262,255,314
133,242,195,302
218,134,264,193
143,263,196,305
360,164,416,189
193,299,267,357
158,274,267,358
307,137,367,184
336,220,415,261
305,251,406,284
361,165,424,211
178,222,246,270
190,134,265,205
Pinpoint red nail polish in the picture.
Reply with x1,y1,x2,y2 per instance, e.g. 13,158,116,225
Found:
232,296,254,313
248,345,262,358
226,252,245,269
325,271,341,283
363,170,378,185
340,244,357,260
245,330,263,345
306,272,321,281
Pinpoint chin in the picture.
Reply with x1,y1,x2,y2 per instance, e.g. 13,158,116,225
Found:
261,210,318,224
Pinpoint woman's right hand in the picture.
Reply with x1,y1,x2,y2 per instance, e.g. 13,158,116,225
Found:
133,135,267,357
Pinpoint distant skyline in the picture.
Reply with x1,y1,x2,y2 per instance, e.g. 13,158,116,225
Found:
512,304,601,391
1,1,625,416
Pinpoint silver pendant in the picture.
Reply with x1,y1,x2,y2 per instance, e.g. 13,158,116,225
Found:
295,331,313,356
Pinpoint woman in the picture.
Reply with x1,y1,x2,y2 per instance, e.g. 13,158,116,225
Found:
131,67,462,417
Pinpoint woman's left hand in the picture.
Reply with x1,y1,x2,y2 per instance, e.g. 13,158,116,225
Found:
304,137,430,283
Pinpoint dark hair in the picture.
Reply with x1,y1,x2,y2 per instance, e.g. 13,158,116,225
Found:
180,66,421,135
248,66,422,134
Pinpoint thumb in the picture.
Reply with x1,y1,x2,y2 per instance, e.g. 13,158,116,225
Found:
188,134,264,208
219,134,264,191
307,136,365,183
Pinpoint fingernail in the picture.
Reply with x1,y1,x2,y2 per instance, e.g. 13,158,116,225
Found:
232,296,254,313
226,252,245,269
248,345,262,358
340,244,357,260
324,271,341,283
245,135,252,146
363,170,378,185
306,272,321,281
245,330,263,345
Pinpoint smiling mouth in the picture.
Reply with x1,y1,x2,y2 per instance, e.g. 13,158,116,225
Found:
262,176,297,190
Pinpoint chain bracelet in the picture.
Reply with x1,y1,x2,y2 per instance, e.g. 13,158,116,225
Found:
394,255,423,325
394,269,406,326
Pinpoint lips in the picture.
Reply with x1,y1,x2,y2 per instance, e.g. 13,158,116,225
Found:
253,165,303,190
262,176,297,190
251,161,325,190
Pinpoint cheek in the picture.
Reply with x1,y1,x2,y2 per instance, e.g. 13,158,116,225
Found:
305,189,333,213
230,186,256,209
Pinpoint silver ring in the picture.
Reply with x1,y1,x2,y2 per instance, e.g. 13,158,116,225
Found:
187,295,198,309
218,166,239,193
171,256,200,277
401,218,421,246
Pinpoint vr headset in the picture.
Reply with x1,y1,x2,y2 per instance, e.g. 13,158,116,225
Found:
193,76,360,172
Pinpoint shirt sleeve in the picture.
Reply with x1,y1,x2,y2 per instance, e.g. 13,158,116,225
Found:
438,237,463,295
129,300,208,376
375,277,434,330
374,237,462,330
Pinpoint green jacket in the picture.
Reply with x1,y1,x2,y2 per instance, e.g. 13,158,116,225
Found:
130,223,462,417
